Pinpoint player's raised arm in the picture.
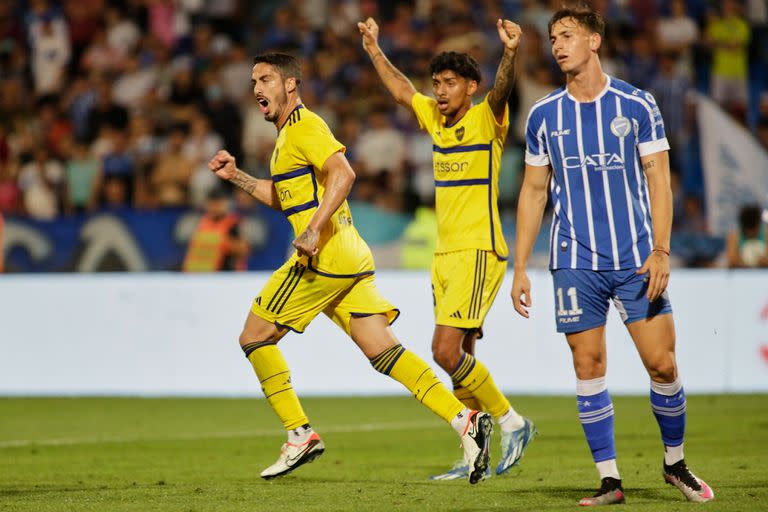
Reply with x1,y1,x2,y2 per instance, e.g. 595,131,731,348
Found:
292,151,355,257
510,163,551,318
208,150,281,210
358,17,417,109
636,150,672,301
487,19,522,122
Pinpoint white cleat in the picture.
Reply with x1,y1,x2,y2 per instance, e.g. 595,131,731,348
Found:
260,432,325,480
429,460,491,481
496,417,537,475
663,459,715,502
460,411,494,484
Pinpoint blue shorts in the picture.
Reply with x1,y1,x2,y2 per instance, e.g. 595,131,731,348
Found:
551,269,672,334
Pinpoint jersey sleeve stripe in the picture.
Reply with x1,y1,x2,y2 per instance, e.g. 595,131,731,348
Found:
637,139,671,157
525,151,550,166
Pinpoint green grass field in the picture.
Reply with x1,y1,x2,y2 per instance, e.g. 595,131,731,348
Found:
1,395,767,511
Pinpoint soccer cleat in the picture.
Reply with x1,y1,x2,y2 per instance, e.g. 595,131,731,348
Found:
429,460,491,481
496,417,537,475
579,477,626,506
663,459,715,502
460,410,494,484
259,432,325,480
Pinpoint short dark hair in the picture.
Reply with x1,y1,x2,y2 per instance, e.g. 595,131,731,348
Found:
429,51,482,83
548,4,606,39
739,204,763,231
253,52,302,85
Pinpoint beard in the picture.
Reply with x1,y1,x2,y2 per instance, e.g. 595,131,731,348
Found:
264,90,289,123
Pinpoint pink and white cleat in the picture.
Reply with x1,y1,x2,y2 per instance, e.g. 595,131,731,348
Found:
260,432,325,479
663,460,715,503
579,477,626,506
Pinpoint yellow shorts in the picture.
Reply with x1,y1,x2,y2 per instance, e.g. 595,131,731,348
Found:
251,259,399,336
432,249,506,329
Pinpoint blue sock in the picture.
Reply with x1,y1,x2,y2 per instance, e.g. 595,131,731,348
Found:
577,377,617,466
650,379,686,464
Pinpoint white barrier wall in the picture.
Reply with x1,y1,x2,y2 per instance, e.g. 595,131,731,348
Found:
1,270,766,396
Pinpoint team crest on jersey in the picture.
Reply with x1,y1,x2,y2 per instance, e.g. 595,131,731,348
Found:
610,116,631,138
455,126,465,141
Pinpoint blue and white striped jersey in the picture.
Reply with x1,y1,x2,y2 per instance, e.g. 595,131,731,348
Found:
525,75,670,271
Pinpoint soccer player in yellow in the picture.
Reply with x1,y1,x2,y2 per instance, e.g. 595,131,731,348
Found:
208,53,493,484
359,18,536,479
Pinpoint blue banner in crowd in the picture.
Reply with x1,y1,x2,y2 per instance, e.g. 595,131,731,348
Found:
3,207,292,273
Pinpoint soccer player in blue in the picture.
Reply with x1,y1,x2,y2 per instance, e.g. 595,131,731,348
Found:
511,6,714,506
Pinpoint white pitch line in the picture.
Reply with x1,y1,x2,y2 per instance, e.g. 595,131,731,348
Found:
0,421,443,448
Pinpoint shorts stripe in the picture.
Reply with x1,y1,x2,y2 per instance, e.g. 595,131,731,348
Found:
477,253,487,319
468,251,487,320
266,263,298,312
468,251,481,320
275,265,306,314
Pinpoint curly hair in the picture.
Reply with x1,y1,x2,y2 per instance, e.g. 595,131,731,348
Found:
429,51,482,83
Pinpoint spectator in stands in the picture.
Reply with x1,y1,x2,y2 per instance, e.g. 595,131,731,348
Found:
355,108,407,211
727,204,768,268
63,140,100,214
84,80,129,143
29,13,71,96
182,187,248,272
17,147,63,220
101,129,135,193
706,0,752,118
649,52,693,166
184,112,224,208
624,32,657,91
656,0,699,79
201,81,242,161
100,175,130,211
0,159,22,215
151,124,192,207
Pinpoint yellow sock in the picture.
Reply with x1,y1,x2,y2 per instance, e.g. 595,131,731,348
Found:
243,341,308,430
451,353,510,418
453,385,482,411
370,344,464,423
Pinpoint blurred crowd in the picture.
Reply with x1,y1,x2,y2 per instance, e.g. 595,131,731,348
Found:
0,0,767,257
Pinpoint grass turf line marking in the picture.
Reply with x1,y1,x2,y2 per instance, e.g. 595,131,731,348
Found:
0,421,443,448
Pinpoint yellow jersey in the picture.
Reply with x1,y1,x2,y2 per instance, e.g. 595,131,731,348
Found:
270,104,375,277
411,93,509,259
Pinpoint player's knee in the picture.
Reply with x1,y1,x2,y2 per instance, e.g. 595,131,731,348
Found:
647,359,677,383
573,352,606,379
238,324,286,347
432,343,461,372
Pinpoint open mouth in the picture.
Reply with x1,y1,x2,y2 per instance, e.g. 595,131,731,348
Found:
437,99,448,110
257,97,270,114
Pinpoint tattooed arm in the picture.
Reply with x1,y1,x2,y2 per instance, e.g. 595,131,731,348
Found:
487,19,522,122
208,150,280,210
358,17,417,109
637,150,672,301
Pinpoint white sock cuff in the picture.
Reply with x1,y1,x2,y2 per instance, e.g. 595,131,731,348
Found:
576,376,607,396
651,378,683,396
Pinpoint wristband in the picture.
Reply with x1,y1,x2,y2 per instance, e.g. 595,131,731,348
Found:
652,248,670,256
